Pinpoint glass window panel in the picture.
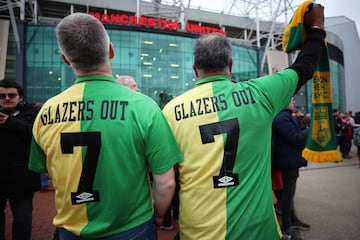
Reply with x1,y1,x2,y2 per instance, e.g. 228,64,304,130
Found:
25,26,258,106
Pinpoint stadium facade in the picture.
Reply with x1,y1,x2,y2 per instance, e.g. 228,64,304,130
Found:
0,0,359,114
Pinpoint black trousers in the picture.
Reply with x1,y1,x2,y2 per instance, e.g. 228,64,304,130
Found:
280,169,299,231
340,133,352,157
0,191,34,240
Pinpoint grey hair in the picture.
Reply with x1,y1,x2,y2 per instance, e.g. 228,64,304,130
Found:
193,33,232,73
56,13,110,72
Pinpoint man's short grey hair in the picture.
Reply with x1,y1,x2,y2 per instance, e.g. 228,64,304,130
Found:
56,13,110,72
193,33,232,73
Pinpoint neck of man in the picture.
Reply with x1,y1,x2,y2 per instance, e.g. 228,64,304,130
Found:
75,64,113,78
197,71,231,80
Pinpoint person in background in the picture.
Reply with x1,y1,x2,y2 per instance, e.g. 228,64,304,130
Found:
349,111,359,167
354,126,360,167
303,112,311,128
340,113,352,159
272,98,311,240
358,144,360,168
116,75,140,92
28,13,182,239
294,108,307,130
0,79,41,240
332,109,343,161
271,165,283,216
348,111,355,126
162,4,325,239
159,90,172,109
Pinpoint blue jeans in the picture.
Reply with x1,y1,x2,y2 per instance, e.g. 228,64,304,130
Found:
59,219,157,240
40,173,50,189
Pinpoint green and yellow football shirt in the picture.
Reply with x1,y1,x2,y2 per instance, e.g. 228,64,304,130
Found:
29,75,183,238
162,70,298,240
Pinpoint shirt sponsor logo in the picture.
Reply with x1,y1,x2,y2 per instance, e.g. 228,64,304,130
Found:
218,175,235,187
71,190,100,205
213,173,239,188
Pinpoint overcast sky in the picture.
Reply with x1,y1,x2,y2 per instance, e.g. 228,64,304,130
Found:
183,0,360,34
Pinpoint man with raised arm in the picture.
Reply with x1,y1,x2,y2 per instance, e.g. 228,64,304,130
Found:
162,3,325,240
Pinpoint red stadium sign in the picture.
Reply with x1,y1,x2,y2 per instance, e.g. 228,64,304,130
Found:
89,12,225,35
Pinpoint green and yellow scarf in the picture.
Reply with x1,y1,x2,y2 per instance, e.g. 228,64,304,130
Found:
282,0,341,162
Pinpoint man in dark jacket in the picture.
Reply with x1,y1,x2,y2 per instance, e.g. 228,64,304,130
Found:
0,79,40,240
272,98,310,240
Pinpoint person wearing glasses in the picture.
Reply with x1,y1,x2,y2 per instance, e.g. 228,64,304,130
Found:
0,79,41,240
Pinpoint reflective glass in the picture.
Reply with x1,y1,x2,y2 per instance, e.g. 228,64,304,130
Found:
25,26,258,106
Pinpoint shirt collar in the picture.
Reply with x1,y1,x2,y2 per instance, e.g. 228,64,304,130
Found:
195,75,231,86
75,75,116,84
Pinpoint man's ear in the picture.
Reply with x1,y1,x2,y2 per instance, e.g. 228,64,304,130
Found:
61,53,70,66
229,58,233,74
109,42,114,59
193,64,199,78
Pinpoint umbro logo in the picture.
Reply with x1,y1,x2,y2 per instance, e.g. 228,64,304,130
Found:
218,175,235,187
75,192,95,203
213,174,239,188
71,190,100,205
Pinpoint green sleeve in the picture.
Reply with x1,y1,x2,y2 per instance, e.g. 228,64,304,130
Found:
28,136,48,173
145,107,183,174
249,68,298,115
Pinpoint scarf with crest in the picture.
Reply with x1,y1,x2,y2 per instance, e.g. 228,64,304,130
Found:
282,0,341,162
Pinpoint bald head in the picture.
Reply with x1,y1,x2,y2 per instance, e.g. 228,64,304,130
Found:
117,75,139,92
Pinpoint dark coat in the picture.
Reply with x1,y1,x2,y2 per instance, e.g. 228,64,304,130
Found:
0,103,41,195
272,109,308,170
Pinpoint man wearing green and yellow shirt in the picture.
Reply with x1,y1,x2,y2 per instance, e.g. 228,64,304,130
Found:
162,4,325,240
29,13,182,239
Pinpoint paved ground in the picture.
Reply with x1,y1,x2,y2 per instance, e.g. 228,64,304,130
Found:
4,147,359,240
295,147,360,240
